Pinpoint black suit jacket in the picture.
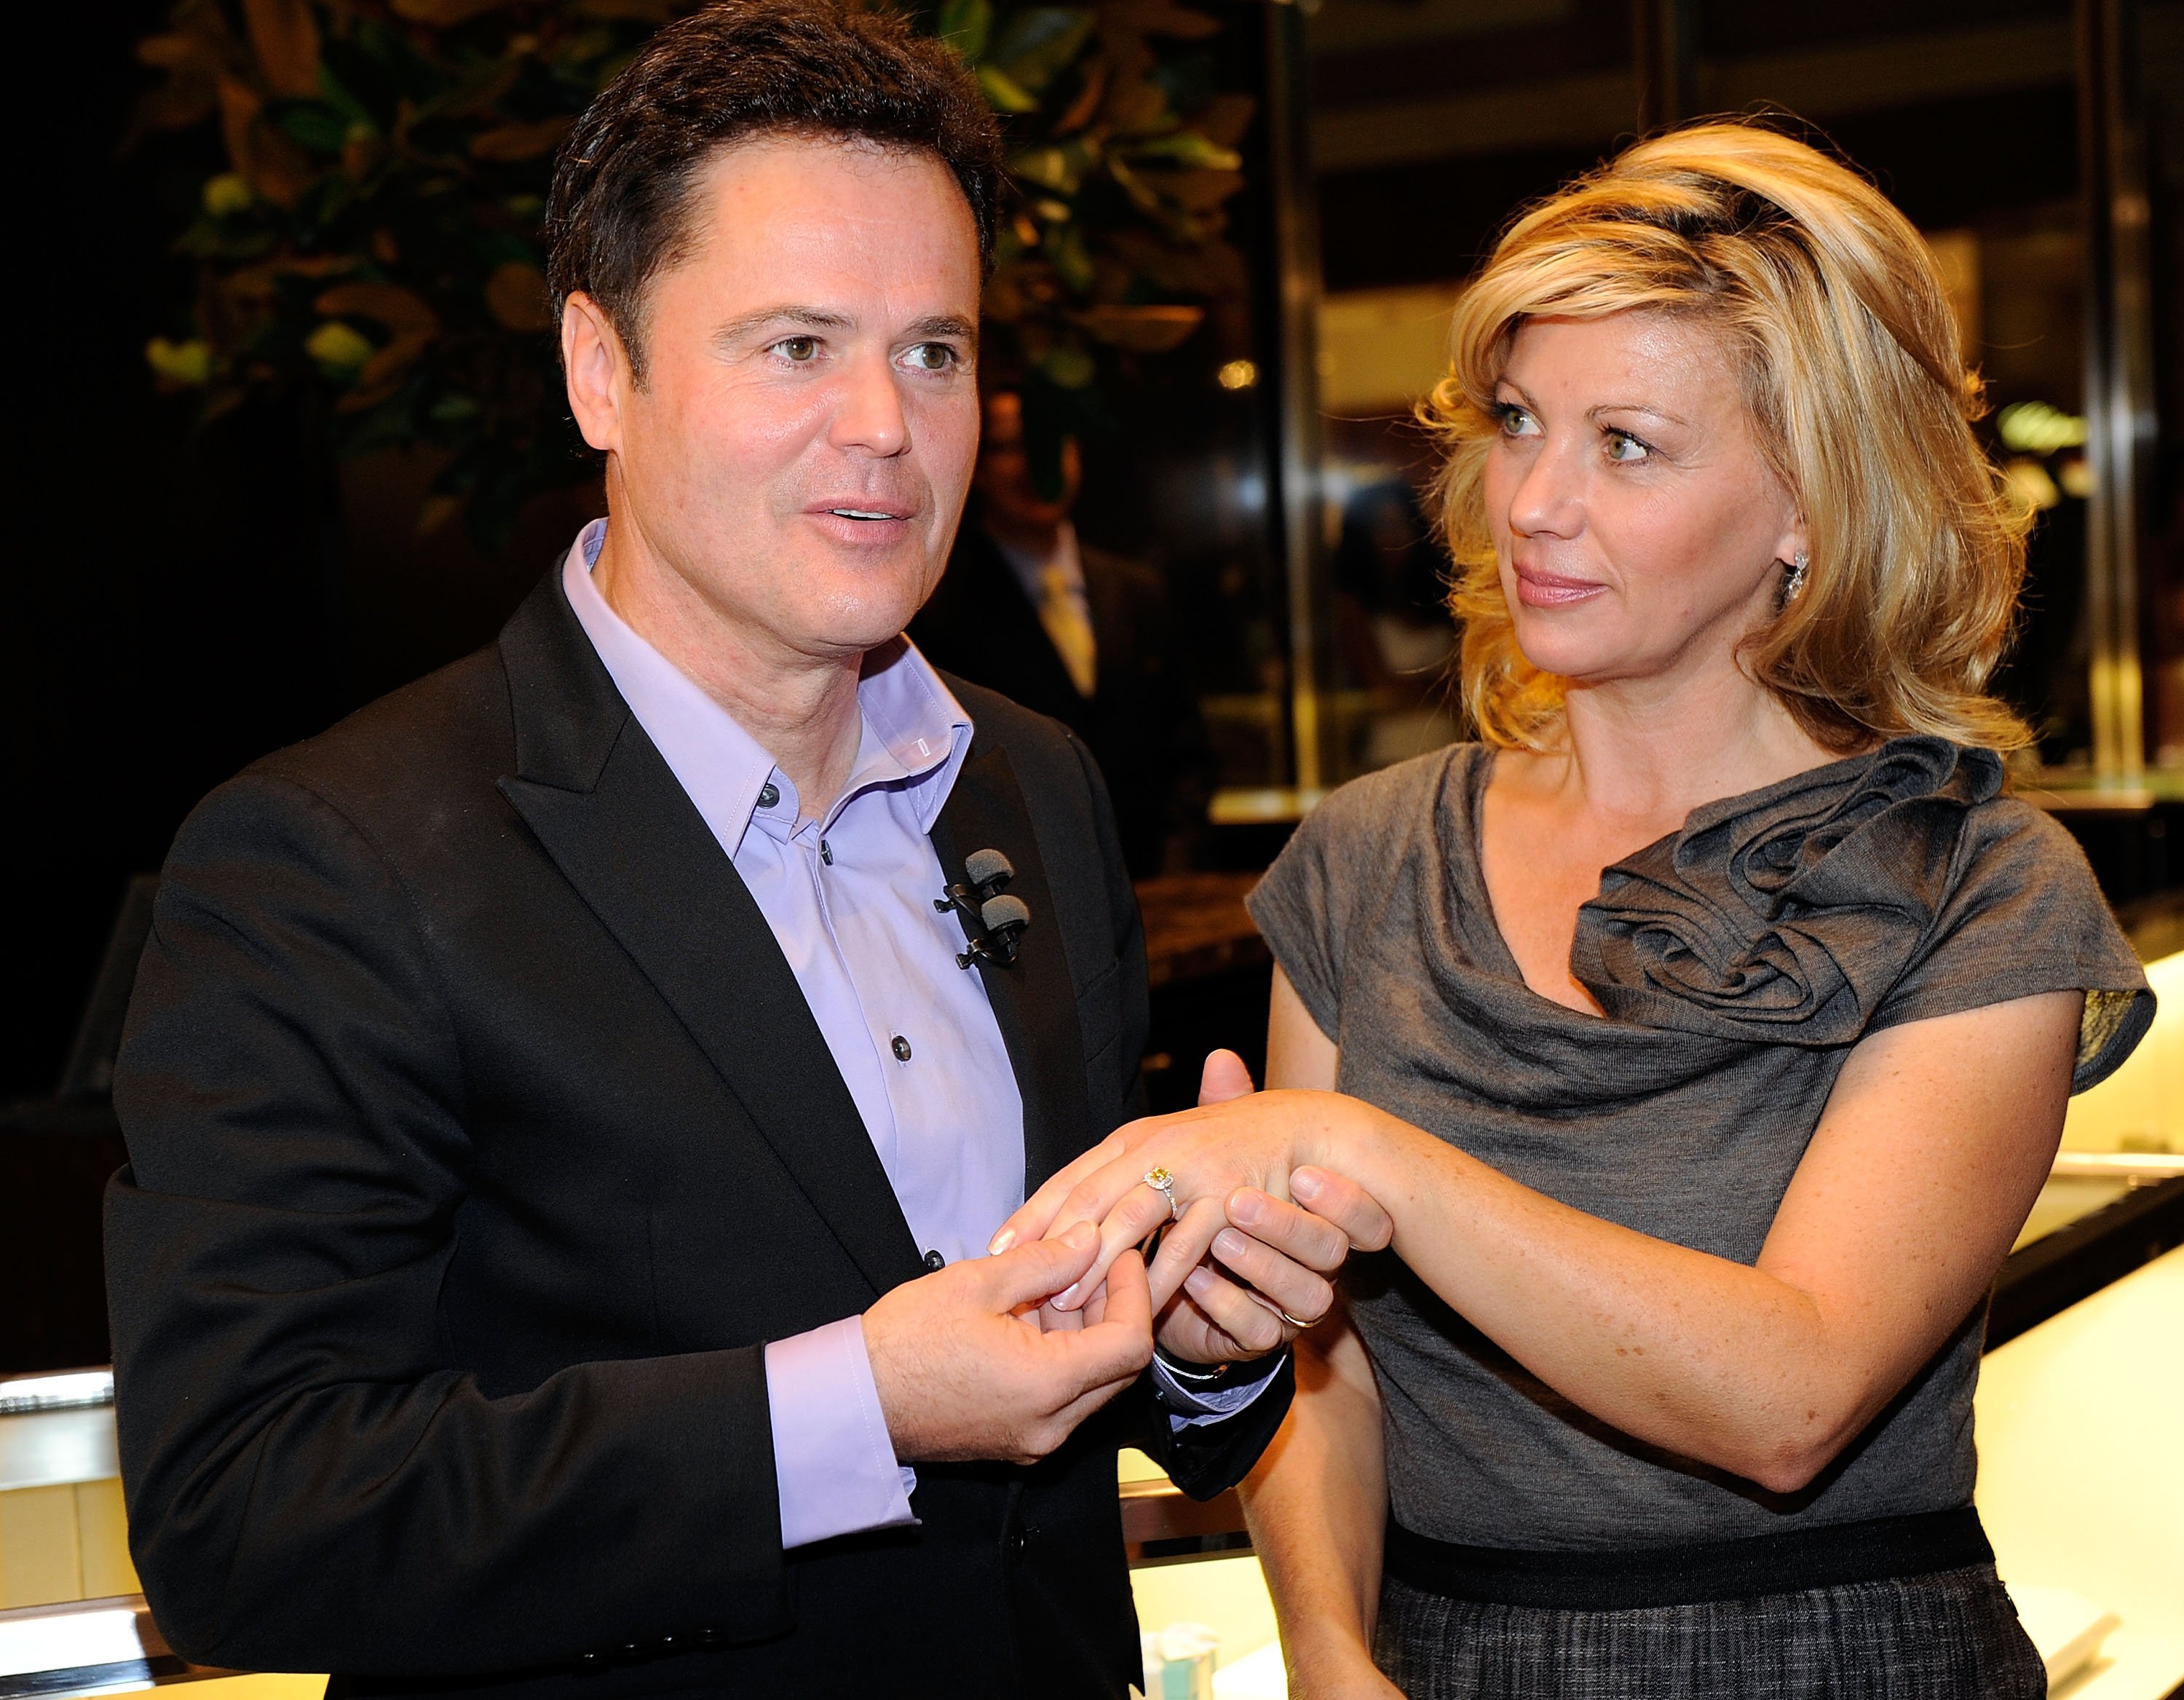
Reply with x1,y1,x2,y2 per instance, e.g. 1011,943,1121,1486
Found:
909,518,1213,878
104,568,1289,1700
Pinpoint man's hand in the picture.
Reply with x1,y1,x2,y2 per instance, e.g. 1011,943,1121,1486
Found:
1147,1051,1385,1364
865,1222,1154,1465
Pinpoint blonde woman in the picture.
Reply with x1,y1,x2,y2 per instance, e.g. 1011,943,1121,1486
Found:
995,122,2153,1696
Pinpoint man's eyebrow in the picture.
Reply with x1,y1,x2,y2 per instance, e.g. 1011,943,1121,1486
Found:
904,314,978,341
711,305,854,345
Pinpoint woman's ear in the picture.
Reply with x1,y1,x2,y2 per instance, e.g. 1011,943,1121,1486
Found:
561,290,631,455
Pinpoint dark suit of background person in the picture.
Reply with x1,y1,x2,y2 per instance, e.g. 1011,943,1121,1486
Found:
911,395,1215,878
102,565,1292,1700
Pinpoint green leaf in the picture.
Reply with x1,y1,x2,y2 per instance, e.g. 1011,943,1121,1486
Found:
202,173,255,218
1009,137,1094,194
1126,131,1242,171
145,336,213,386
936,0,992,63
1040,341,1096,389
977,63,1039,114
1048,224,1094,293
277,101,350,152
306,320,374,376
991,7,1093,95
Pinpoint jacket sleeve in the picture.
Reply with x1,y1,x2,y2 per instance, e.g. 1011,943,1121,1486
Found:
105,772,789,1677
1059,731,1298,1499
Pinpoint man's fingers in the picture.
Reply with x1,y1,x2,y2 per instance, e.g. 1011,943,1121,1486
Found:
1179,1266,1286,1356
1197,1048,1257,1105
983,1220,1100,1310
1207,1224,1336,1329
1290,1166,1395,1254
1226,1187,1350,1273
1048,1250,1153,1393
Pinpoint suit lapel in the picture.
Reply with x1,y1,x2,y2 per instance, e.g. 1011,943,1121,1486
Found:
496,569,925,1299
930,744,1092,1195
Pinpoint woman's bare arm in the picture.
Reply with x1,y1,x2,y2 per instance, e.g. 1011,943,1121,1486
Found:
1235,977,1400,1699
1005,970,2081,1494
1241,1311,1398,1699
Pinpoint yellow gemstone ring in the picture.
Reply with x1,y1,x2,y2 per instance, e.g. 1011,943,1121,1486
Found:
1143,1166,1181,1220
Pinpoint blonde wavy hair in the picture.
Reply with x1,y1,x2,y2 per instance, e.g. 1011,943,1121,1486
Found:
1424,119,2033,754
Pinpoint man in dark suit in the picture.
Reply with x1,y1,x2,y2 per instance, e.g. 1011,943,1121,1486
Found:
911,392,1215,877
102,7,1382,1699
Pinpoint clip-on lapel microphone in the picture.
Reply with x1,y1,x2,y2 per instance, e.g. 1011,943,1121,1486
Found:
935,847,1032,968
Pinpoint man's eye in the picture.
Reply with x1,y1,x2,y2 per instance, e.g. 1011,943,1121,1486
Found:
772,336,820,363
1605,430,1651,463
903,342,960,373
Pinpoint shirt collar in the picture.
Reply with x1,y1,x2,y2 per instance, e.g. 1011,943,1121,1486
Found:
561,518,974,857
990,518,1083,605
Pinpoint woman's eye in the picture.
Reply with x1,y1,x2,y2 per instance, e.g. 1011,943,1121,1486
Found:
1496,403,1538,438
773,336,820,363
1605,430,1651,463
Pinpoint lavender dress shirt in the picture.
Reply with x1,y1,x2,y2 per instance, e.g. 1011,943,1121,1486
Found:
562,522,1267,1553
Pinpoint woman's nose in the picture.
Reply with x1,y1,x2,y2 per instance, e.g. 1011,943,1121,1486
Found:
1506,439,1584,539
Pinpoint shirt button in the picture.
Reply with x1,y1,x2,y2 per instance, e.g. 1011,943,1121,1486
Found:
820,838,834,865
757,781,780,810
891,1034,913,1061
925,1249,946,1271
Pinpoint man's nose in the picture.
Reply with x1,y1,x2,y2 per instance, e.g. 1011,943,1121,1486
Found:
831,350,910,457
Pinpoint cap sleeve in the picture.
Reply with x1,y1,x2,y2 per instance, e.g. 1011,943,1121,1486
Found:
1245,812,1346,1043
1870,800,2153,1092
1246,761,1422,1043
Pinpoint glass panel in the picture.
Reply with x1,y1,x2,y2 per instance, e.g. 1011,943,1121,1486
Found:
1299,0,2121,786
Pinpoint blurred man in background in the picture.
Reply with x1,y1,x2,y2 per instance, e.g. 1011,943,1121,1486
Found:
913,390,1214,876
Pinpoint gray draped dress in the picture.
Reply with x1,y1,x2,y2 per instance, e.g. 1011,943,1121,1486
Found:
1246,736,2152,1698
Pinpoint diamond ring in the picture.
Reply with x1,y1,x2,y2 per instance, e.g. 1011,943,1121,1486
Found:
1143,1166,1181,1220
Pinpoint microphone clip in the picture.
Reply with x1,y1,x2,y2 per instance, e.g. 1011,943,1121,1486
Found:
935,847,1032,969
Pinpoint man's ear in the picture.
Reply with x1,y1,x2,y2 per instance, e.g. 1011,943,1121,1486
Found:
562,290,631,454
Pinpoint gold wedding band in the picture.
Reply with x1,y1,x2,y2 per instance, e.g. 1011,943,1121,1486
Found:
1277,1308,1314,1330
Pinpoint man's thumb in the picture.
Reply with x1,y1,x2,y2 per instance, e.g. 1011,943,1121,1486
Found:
1198,1048,1257,1105
985,1222,1099,1310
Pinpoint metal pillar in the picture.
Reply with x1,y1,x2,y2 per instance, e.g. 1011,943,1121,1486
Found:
2076,0,2153,784
1265,0,1331,795
1633,0,1698,134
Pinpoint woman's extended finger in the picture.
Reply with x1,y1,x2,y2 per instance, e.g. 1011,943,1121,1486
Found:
990,1131,1129,1254
1051,1179,1176,1310
1148,1198,1228,1308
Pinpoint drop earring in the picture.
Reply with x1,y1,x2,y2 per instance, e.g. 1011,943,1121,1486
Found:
1782,550,1810,604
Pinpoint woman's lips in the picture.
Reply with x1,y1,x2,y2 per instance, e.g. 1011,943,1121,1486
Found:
1513,565,1608,608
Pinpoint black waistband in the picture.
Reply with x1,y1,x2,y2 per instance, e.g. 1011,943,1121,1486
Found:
1382,1507,1993,1611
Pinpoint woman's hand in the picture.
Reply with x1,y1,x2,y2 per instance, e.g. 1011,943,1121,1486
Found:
990,1060,1394,1318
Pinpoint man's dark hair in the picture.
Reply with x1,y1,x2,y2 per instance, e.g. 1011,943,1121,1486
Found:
545,0,1004,381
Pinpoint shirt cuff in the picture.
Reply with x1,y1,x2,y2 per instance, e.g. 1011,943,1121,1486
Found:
1151,1350,1288,1429
764,1315,917,1550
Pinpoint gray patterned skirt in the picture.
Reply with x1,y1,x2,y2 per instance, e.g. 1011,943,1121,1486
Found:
1372,1511,2046,1699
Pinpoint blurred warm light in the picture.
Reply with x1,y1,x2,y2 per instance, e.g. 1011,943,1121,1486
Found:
2003,456,2063,513
1998,400,2089,454
1217,359,1259,390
